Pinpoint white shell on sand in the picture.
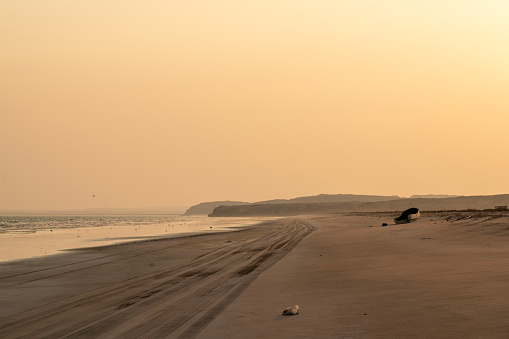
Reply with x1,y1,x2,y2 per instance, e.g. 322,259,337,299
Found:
282,305,299,315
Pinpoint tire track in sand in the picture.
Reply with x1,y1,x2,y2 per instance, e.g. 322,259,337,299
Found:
0,219,315,339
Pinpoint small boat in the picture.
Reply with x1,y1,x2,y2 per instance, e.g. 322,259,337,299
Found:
394,208,420,224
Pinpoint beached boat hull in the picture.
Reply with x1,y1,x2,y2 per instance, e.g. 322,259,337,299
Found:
394,212,420,224
394,208,420,224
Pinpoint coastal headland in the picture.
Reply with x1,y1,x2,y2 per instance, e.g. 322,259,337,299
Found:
207,194,509,217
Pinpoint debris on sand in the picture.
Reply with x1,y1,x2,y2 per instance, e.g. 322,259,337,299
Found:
282,305,299,315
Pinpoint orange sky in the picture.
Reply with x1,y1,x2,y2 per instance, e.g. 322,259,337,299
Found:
1,1,509,211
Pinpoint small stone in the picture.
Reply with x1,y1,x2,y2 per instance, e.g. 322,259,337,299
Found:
282,305,299,315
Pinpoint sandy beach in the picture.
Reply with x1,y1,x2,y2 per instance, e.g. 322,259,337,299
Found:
2,214,509,338
4,1,509,337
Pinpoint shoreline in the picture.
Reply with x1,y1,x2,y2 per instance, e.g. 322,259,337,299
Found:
0,216,277,263
0,218,314,337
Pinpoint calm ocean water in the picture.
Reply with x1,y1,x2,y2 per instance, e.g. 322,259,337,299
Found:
0,215,275,262
0,215,195,234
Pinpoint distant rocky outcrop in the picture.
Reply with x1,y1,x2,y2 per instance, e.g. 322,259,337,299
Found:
184,201,250,215
209,194,509,217
254,194,402,205
409,194,459,199
210,202,360,217
184,194,402,215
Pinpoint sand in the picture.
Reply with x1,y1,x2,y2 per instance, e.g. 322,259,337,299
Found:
2,214,509,338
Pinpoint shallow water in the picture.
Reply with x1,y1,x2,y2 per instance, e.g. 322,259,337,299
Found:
0,215,195,234
0,215,275,262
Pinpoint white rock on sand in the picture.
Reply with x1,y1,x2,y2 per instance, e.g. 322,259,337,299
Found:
282,305,299,315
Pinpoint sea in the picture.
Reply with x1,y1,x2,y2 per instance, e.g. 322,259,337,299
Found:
0,215,273,262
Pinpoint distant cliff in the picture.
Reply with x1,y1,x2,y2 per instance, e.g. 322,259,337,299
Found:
208,195,509,217
253,194,402,204
210,202,361,217
184,201,250,215
409,194,459,199
184,194,402,215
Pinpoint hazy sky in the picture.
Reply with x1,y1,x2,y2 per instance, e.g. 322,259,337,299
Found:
1,1,509,210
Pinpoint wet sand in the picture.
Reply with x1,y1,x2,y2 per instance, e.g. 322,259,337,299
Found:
2,214,509,338
0,219,314,338
0,216,273,262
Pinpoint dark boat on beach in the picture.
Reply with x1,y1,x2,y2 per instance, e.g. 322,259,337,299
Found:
394,207,420,224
